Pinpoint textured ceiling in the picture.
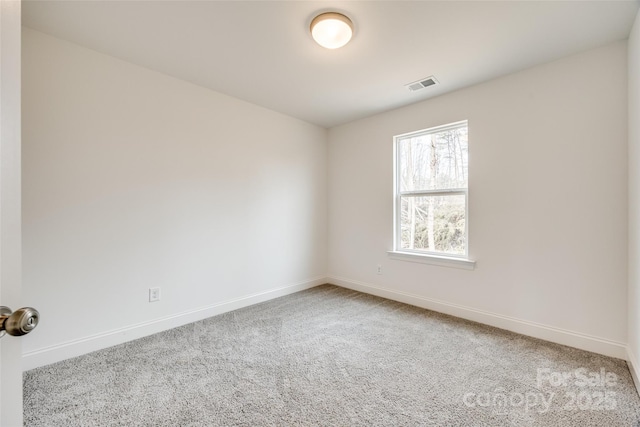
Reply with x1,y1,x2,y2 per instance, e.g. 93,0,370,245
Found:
22,1,639,128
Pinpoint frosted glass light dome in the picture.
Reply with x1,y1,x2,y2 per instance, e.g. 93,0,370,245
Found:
310,12,353,49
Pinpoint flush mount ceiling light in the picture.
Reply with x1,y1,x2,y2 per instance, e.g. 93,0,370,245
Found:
310,12,354,49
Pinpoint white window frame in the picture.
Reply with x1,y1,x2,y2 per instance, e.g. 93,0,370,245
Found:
389,120,475,270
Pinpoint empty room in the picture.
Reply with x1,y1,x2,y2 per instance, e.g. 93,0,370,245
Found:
1,0,640,425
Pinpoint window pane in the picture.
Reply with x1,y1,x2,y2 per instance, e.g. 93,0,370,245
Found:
398,126,468,192
400,195,466,255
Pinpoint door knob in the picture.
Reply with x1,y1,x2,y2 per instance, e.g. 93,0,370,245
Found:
0,306,39,338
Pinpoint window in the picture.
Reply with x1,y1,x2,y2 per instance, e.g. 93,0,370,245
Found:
393,121,469,260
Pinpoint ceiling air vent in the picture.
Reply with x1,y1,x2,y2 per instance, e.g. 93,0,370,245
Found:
406,76,438,92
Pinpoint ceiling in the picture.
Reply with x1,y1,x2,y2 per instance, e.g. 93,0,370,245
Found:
22,1,639,128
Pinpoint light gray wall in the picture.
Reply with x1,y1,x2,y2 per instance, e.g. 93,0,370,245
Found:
328,41,629,357
628,9,640,384
22,26,634,368
21,28,328,366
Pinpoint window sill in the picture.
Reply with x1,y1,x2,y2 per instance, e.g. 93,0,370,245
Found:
387,251,476,270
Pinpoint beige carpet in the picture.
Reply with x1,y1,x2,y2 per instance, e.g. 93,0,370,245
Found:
24,284,640,426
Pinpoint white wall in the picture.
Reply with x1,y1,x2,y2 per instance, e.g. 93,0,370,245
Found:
21,25,633,369
328,41,629,358
628,9,640,387
21,28,327,368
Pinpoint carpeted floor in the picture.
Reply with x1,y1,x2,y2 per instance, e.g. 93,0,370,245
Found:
24,285,640,426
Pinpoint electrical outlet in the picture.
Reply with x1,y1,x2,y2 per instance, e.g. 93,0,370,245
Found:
377,265,382,275
149,287,161,302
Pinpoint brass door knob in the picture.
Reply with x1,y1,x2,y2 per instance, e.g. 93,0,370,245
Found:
0,306,39,338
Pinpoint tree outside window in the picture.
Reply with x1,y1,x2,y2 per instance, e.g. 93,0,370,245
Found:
394,121,468,257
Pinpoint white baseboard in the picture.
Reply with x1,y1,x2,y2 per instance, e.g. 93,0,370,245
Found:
22,277,326,371
627,347,640,396
26,276,631,372
328,276,628,360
